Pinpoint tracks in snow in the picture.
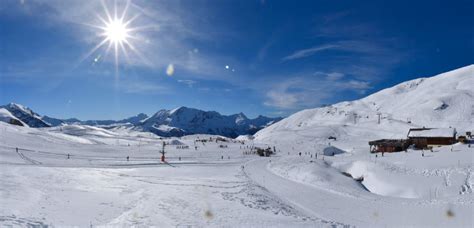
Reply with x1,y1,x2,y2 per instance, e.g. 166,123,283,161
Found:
15,148,42,165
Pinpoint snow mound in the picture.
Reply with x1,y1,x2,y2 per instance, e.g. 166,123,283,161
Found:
235,135,254,141
341,161,420,199
267,157,367,197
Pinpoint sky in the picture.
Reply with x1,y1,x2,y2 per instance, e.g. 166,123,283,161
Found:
0,0,473,120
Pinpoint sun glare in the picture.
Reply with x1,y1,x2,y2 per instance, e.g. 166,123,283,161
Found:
80,0,150,74
105,19,129,44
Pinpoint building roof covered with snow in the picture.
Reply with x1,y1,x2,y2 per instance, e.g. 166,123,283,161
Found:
407,128,456,138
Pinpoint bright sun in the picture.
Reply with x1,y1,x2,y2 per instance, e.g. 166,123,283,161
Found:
104,19,129,44
81,0,151,76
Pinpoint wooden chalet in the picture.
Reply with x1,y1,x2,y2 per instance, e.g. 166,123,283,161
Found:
407,127,457,149
369,139,410,153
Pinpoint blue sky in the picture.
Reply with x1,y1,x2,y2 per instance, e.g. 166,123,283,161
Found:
0,0,472,120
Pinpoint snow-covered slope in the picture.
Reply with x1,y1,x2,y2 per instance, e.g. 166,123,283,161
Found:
255,65,474,144
0,108,26,126
362,65,473,127
0,103,50,128
135,107,282,138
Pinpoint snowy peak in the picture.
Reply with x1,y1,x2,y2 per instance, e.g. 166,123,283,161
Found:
0,103,50,128
120,113,149,125
136,107,281,138
232,112,249,125
0,102,281,138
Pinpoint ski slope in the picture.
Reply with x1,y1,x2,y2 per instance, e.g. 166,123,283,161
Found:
1,66,473,226
0,118,472,227
0,122,322,227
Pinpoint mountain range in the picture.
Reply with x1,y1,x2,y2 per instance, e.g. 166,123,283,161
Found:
133,106,281,137
0,103,282,138
2,65,471,139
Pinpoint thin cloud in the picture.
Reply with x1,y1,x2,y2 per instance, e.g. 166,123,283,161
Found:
282,44,339,61
119,80,170,95
282,40,391,62
177,79,197,88
263,72,371,110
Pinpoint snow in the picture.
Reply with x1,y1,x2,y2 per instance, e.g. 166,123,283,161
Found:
1,65,473,226
0,108,25,126
0,103,50,127
135,106,281,138
408,128,456,138
235,135,255,141
0,122,320,227
168,139,185,145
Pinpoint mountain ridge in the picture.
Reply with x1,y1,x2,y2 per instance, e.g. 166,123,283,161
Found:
0,103,282,138
254,64,474,142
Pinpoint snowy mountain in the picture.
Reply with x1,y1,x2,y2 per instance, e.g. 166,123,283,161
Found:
42,113,149,127
42,116,82,126
0,108,25,126
0,102,280,138
255,65,474,143
135,106,282,138
81,113,149,126
0,103,50,128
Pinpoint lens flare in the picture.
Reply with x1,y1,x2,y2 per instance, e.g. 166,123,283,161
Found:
80,0,151,76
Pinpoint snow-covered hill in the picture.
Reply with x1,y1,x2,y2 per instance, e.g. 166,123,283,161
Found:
255,65,473,144
135,106,282,138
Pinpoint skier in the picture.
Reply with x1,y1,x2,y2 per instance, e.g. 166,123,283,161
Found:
67,154,70,159
126,156,129,161
299,152,301,156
